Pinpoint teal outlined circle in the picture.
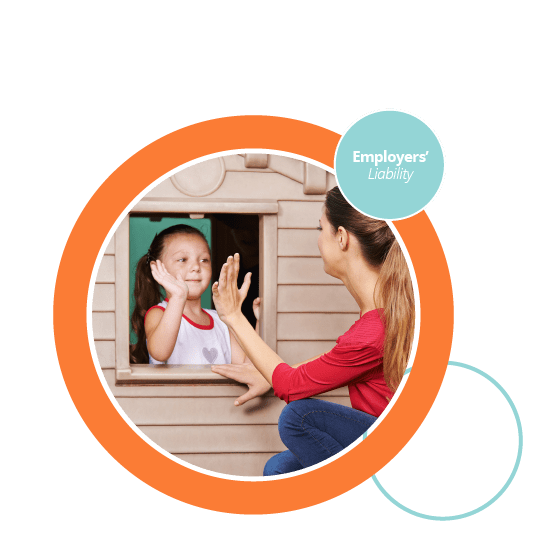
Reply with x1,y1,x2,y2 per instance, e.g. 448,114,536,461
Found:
366,361,523,521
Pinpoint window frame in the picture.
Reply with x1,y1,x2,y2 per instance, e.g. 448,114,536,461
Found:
115,199,278,384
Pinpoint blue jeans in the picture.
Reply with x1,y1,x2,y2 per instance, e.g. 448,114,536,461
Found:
263,398,377,476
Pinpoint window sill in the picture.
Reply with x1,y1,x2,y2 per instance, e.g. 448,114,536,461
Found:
116,364,239,384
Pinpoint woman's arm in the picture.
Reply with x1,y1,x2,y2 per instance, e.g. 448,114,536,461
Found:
212,255,283,385
228,296,263,364
211,352,325,406
291,354,323,368
212,358,271,406
215,305,283,385
213,256,337,384
272,344,384,403
213,296,271,406
229,329,248,364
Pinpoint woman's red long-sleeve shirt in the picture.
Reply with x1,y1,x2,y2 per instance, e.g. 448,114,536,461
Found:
272,309,392,418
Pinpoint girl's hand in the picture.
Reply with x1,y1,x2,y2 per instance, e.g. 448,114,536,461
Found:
211,362,271,406
253,297,261,321
150,259,188,301
212,253,251,324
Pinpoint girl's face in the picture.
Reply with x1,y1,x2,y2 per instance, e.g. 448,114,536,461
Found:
160,234,212,299
317,211,343,279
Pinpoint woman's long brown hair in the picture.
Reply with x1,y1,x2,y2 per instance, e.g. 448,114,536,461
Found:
324,187,415,392
130,224,209,364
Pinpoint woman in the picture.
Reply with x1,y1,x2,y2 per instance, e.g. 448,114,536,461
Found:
211,186,415,476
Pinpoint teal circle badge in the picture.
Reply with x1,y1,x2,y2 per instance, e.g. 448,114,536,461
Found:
335,111,444,220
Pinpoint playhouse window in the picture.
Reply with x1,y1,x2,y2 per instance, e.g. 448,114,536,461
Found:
111,205,276,384
129,213,260,350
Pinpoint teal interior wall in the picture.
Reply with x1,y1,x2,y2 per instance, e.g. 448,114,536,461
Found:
129,216,212,343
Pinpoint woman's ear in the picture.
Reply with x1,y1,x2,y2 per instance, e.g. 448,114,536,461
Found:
338,227,349,251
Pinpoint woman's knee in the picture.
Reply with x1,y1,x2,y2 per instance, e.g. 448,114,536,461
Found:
278,399,315,444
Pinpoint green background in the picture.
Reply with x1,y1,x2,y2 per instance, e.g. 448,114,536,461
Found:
6,2,558,549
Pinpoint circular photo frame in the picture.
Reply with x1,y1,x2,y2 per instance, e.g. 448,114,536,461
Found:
53,116,453,514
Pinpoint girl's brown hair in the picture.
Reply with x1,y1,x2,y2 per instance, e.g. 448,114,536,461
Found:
324,187,415,392
130,224,210,364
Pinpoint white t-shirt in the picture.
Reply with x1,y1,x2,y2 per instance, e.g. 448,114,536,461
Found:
147,300,232,365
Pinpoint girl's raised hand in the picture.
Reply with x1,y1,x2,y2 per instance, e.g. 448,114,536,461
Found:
150,259,189,301
212,253,251,324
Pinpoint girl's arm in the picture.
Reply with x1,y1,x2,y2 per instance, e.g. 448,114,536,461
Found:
145,260,188,362
145,300,184,361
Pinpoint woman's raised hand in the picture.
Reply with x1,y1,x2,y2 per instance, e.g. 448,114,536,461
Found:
150,259,188,301
212,253,251,324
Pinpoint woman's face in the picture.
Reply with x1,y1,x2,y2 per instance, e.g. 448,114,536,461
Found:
317,211,343,279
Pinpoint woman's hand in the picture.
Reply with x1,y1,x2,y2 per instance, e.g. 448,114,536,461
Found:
150,259,188,301
211,362,272,406
253,297,261,321
212,253,251,325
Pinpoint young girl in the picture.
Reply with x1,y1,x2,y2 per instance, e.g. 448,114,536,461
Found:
130,224,259,366
211,187,414,475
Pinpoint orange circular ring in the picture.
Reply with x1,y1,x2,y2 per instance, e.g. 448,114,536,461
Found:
54,116,453,514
